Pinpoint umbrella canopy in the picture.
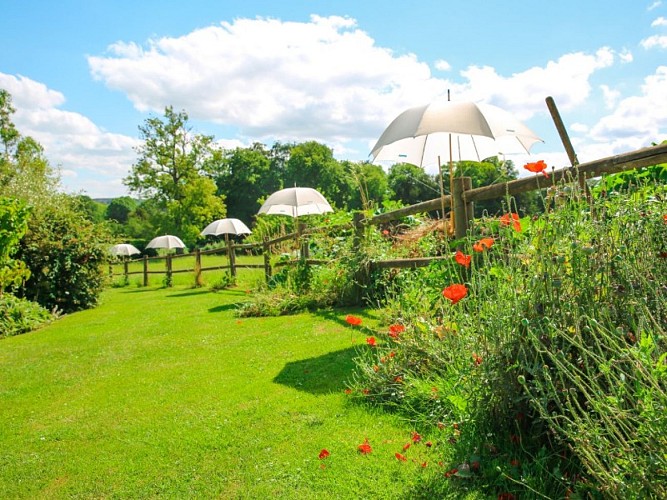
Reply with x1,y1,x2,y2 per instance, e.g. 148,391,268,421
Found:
370,101,543,169
200,218,252,237
258,187,333,218
109,243,141,257
145,235,186,250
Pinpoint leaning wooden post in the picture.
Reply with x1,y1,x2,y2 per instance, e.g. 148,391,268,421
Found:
263,236,272,283
143,255,148,287
453,176,473,240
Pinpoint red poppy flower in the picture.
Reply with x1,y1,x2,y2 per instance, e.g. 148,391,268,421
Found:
389,351,396,358
473,353,483,366
425,441,433,448
662,214,667,223
389,324,405,335
394,376,403,383
411,431,422,443
358,439,372,454
344,388,352,394
472,237,494,252
372,364,379,372
382,229,390,236
523,159,549,178
362,388,370,395
345,315,362,326
455,250,471,268
500,213,521,232
318,449,330,459
421,461,428,468
395,453,407,462
442,284,468,304
366,336,377,346
444,467,458,478
403,442,411,451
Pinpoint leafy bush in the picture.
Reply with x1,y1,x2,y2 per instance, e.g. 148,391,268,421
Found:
0,293,52,337
17,195,112,313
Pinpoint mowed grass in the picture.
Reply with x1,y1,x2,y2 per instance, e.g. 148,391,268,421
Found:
0,274,466,499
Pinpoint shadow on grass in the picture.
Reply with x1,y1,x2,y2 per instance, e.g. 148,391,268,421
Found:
166,289,212,298
273,346,358,395
208,303,240,313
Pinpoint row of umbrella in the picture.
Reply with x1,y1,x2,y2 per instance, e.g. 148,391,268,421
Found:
112,100,541,257
110,186,335,257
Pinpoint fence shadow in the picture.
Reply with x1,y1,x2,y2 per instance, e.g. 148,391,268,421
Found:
273,346,357,395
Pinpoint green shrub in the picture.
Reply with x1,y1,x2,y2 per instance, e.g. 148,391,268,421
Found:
0,294,52,337
17,195,112,313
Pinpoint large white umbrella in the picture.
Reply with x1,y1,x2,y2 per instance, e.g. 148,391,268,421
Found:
109,243,140,257
370,100,543,168
200,218,252,237
145,235,185,250
258,187,333,218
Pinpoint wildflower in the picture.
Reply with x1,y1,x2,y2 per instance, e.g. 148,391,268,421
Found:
373,365,379,372
421,461,428,468
510,458,520,467
389,351,396,358
382,229,390,236
663,214,667,223
472,237,494,252
362,388,370,395
403,442,411,451
345,315,362,326
523,159,549,178
411,431,422,443
358,438,372,454
395,453,407,462
500,213,521,232
455,250,471,268
470,460,480,471
366,336,377,346
344,388,352,395
394,376,403,383
444,467,458,478
473,353,483,366
318,449,330,459
388,324,405,337
425,441,433,448
442,284,468,305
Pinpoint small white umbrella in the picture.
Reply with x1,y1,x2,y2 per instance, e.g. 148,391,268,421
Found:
109,243,141,257
258,187,333,218
145,235,185,250
200,218,252,237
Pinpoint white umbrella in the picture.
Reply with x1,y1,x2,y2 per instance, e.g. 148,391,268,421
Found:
200,218,252,237
370,100,543,168
109,243,140,257
258,187,333,218
145,234,185,250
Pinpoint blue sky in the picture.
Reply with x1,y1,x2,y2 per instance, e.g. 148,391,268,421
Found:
1,0,666,197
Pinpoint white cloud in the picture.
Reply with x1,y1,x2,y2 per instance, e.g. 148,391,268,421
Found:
434,59,451,71
648,1,663,11
0,72,139,198
583,66,667,154
600,84,621,108
641,34,667,49
651,16,667,26
618,48,634,63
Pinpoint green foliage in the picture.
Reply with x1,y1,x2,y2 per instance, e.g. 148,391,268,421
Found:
0,293,52,337
105,196,137,224
387,163,440,207
350,183,667,497
17,195,112,313
347,161,389,211
0,197,31,292
591,146,667,196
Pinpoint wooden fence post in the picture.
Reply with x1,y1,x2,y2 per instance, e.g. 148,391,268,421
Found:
263,236,272,282
227,238,237,277
195,248,202,285
351,212,368,304
166,254,173,287
453,176,473,240
143,255,148,287
123,260,129,279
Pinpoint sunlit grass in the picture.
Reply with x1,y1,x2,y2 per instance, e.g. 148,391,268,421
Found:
0,278,475,498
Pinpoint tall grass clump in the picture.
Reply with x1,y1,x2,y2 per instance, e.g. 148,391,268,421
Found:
350,181,667,498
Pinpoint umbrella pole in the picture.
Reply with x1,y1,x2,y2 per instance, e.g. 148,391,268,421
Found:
449,133,455,234
437,155,446,225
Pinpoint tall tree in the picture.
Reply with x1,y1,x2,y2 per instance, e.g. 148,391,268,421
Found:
284,141,352,208
124,106,226,245
347,161,389,211
214,143,281,226
387,163,440,207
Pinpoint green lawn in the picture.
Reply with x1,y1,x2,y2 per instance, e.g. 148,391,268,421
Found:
0,278,470,498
